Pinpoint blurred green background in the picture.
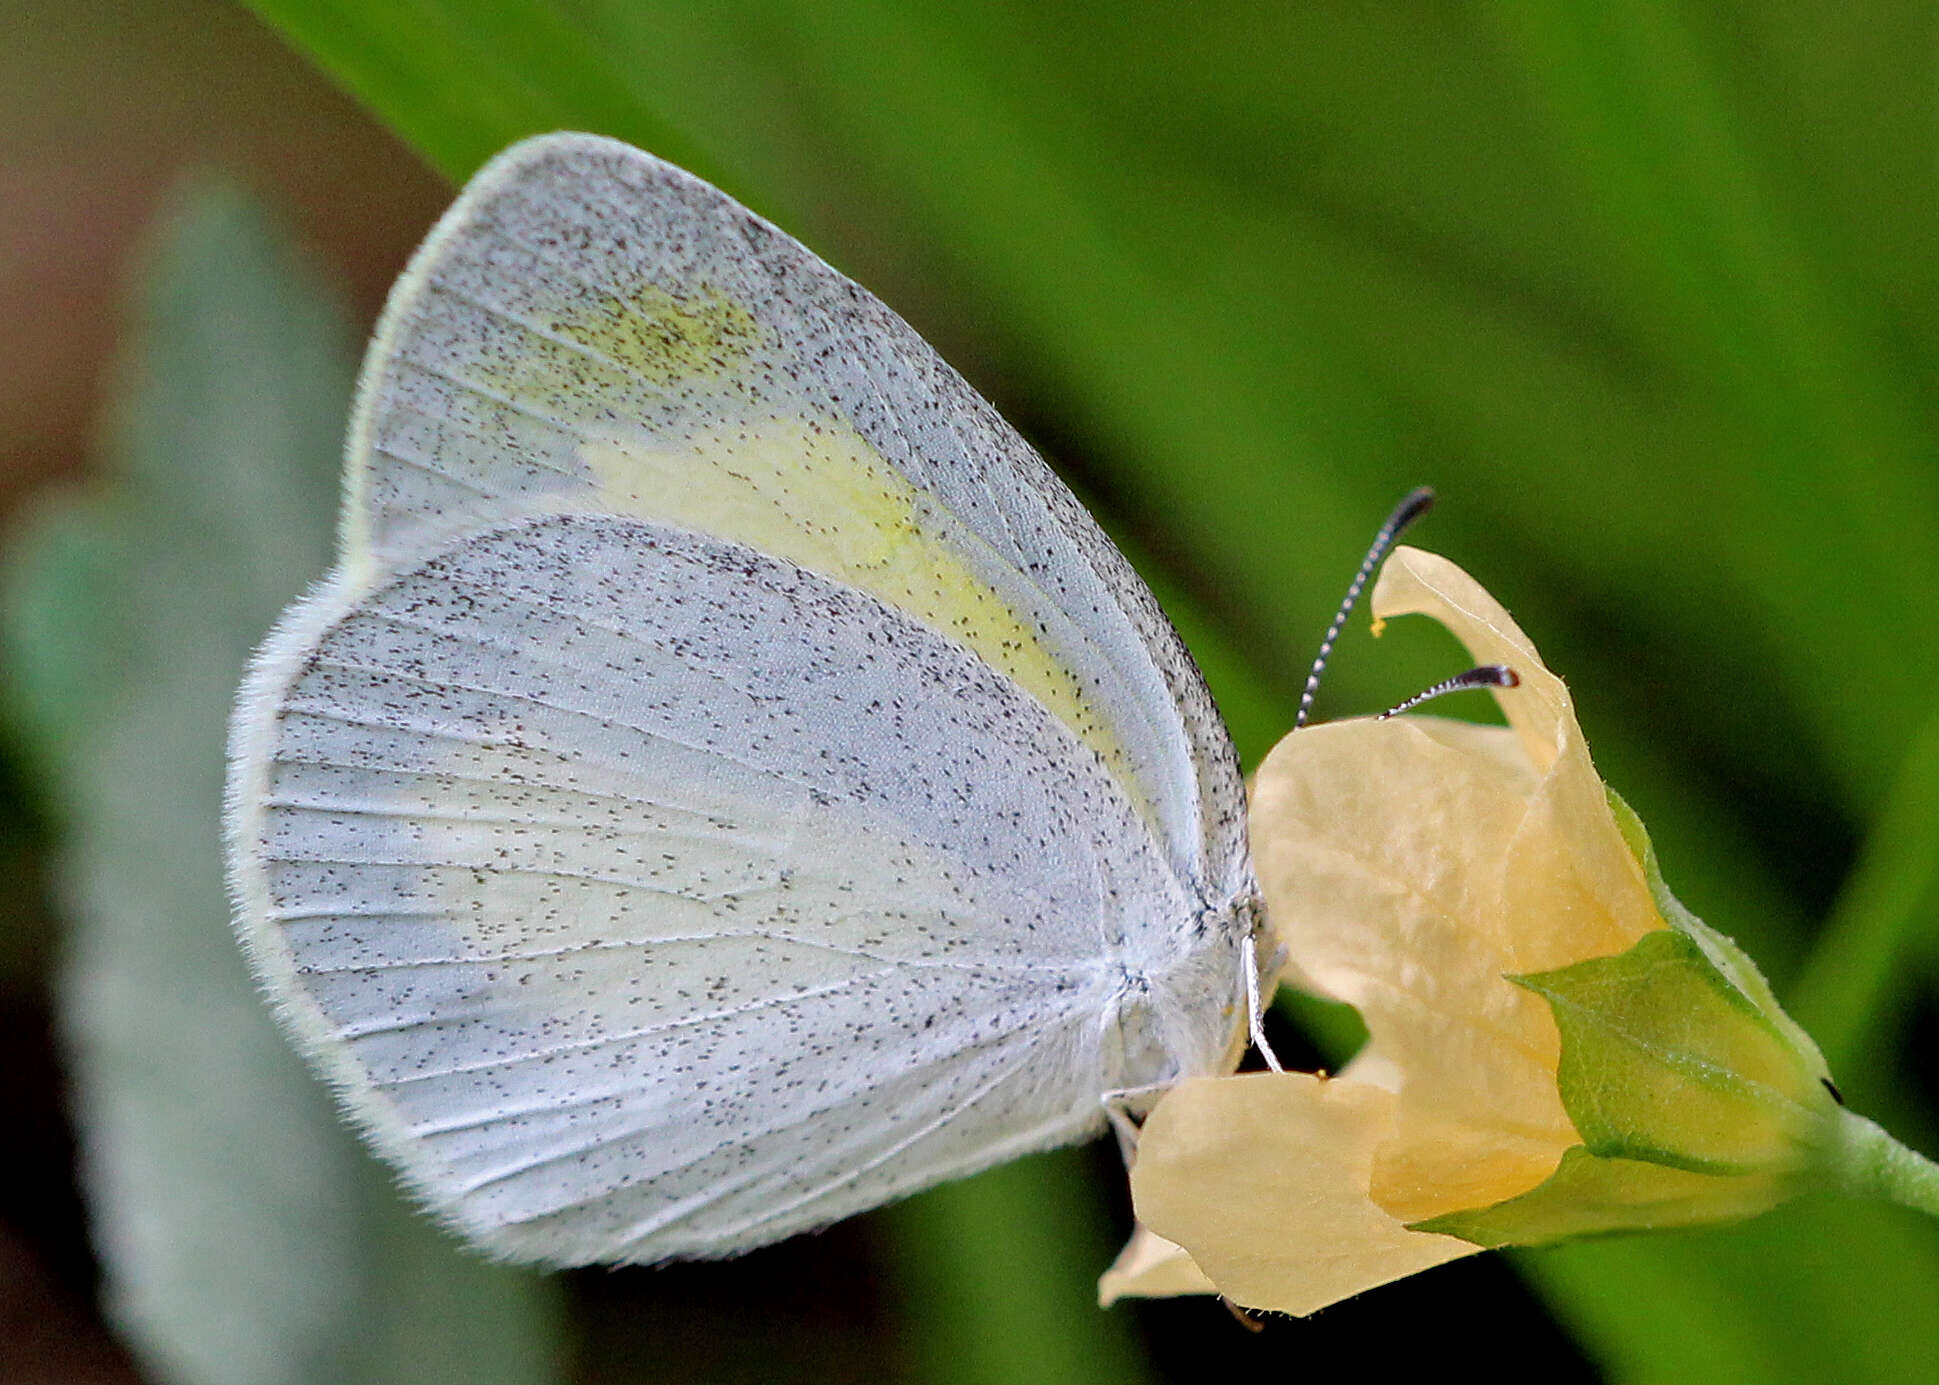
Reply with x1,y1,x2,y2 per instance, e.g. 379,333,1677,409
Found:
4,2,1938,1382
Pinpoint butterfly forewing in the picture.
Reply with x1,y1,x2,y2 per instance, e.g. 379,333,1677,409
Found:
343,134,1242,895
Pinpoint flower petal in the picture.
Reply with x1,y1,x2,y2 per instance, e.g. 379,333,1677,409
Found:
1246,547,1672,1220
1373,545,1658,960
1251,715,1581,1218
1369,545,1562,773
1130,1072,1476,1316
1097,1226,1218,1305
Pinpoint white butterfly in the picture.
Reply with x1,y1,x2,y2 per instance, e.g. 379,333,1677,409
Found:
225,133,1266,1265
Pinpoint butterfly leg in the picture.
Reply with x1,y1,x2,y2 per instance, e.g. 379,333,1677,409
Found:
1244,906,1287,1073
1101,1083,1173,1166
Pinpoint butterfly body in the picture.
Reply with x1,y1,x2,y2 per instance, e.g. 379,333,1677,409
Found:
227,134,1256,1263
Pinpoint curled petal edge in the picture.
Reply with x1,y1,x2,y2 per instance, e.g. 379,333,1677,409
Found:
1123,1072,1477,1317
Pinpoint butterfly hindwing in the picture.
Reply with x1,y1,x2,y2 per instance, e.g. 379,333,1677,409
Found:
229,512,1234,1260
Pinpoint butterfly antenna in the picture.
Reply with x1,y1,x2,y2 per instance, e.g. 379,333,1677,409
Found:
1380,664,1519,719
1295,486,1436,729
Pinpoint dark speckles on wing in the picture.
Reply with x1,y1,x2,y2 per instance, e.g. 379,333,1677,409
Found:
253,511,1209,1261
244,133,1258,1268
349,135,1245,904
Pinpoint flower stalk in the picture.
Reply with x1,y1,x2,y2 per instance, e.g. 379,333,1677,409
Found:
1831,1112,1939,1221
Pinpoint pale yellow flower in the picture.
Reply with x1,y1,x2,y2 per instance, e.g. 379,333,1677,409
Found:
1103,546,1837,1316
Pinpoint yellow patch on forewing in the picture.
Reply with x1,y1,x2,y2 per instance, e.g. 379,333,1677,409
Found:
474,283,761,436
580,416,1136,801
463,275,1137,812
549,283,761,389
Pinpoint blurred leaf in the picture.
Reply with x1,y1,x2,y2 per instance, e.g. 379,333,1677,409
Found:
1534,1194,1939,1385
0,176,560,1385
882,1151,1153,1385
1790,704,1939,1087
237,0,711,186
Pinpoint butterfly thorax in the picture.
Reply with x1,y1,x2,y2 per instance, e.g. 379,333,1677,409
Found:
1095,889,1251,1095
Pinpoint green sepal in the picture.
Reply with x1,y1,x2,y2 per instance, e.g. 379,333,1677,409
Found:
1412,1146,1801,1248
1513,927,1838,1174
1418,793,1847,1251
1606,788,1833,1085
